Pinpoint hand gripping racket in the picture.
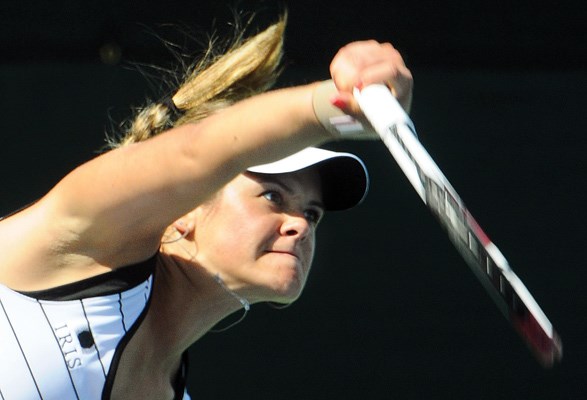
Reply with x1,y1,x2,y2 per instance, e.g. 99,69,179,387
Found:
354,84,562,367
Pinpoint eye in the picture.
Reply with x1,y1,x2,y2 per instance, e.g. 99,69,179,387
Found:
304,208,323,225
263,190,283,205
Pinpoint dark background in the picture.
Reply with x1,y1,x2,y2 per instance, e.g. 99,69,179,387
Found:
1,1,585,398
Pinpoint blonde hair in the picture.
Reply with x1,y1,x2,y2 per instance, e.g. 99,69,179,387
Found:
107,16,286,148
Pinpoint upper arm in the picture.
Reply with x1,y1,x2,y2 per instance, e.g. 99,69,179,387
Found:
46,124,238,266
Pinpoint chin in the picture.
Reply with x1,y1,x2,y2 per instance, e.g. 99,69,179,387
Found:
266,266,305,303
253,253,310,302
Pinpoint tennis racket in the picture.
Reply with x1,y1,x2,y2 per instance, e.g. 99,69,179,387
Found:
354,84,562,367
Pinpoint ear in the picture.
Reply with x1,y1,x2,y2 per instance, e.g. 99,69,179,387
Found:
172,210,197,237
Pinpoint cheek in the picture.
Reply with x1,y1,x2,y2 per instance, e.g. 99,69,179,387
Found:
197,200,247,249
200,214,277,263
301,235,317,267
206,221,250,256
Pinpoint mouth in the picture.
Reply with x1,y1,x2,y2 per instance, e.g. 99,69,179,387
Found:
266,250,299,260
263,250,308,295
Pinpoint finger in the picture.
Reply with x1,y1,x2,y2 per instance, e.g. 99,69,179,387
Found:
329,55,361,94
330,41,406,89
330,91,361,115
329,40,383,92
358,62,413,112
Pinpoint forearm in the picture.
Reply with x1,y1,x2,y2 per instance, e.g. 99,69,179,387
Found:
118,82,333,217
181,82,331,176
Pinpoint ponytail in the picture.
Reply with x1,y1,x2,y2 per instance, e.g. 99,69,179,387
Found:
108,15,286,149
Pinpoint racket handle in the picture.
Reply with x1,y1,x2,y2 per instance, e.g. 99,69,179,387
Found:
353,85,415,134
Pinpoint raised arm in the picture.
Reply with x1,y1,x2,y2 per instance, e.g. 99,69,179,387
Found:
0,20,413,289
45,84,330,266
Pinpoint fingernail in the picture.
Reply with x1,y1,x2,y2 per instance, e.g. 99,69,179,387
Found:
331,97,347,109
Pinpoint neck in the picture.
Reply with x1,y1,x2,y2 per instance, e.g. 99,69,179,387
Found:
148,253,250,353
209,273,250,332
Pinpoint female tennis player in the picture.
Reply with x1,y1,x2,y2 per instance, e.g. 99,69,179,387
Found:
0,16,412,399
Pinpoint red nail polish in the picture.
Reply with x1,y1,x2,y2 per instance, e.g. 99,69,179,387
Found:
331,97,347,109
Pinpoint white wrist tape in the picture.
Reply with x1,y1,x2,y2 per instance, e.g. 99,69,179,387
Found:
312,80,377,139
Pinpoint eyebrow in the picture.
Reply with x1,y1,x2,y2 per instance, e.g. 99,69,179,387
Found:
259,175,325,210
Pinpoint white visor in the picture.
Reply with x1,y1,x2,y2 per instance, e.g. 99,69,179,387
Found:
247,147,369,211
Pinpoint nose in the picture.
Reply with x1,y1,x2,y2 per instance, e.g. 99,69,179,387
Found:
280,213,311,240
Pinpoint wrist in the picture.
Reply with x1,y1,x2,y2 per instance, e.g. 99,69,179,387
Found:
311,80,377,140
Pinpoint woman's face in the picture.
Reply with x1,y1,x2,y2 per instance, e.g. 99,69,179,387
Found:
192,169,324,303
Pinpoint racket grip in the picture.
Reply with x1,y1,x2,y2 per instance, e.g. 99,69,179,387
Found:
353,84,414,136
